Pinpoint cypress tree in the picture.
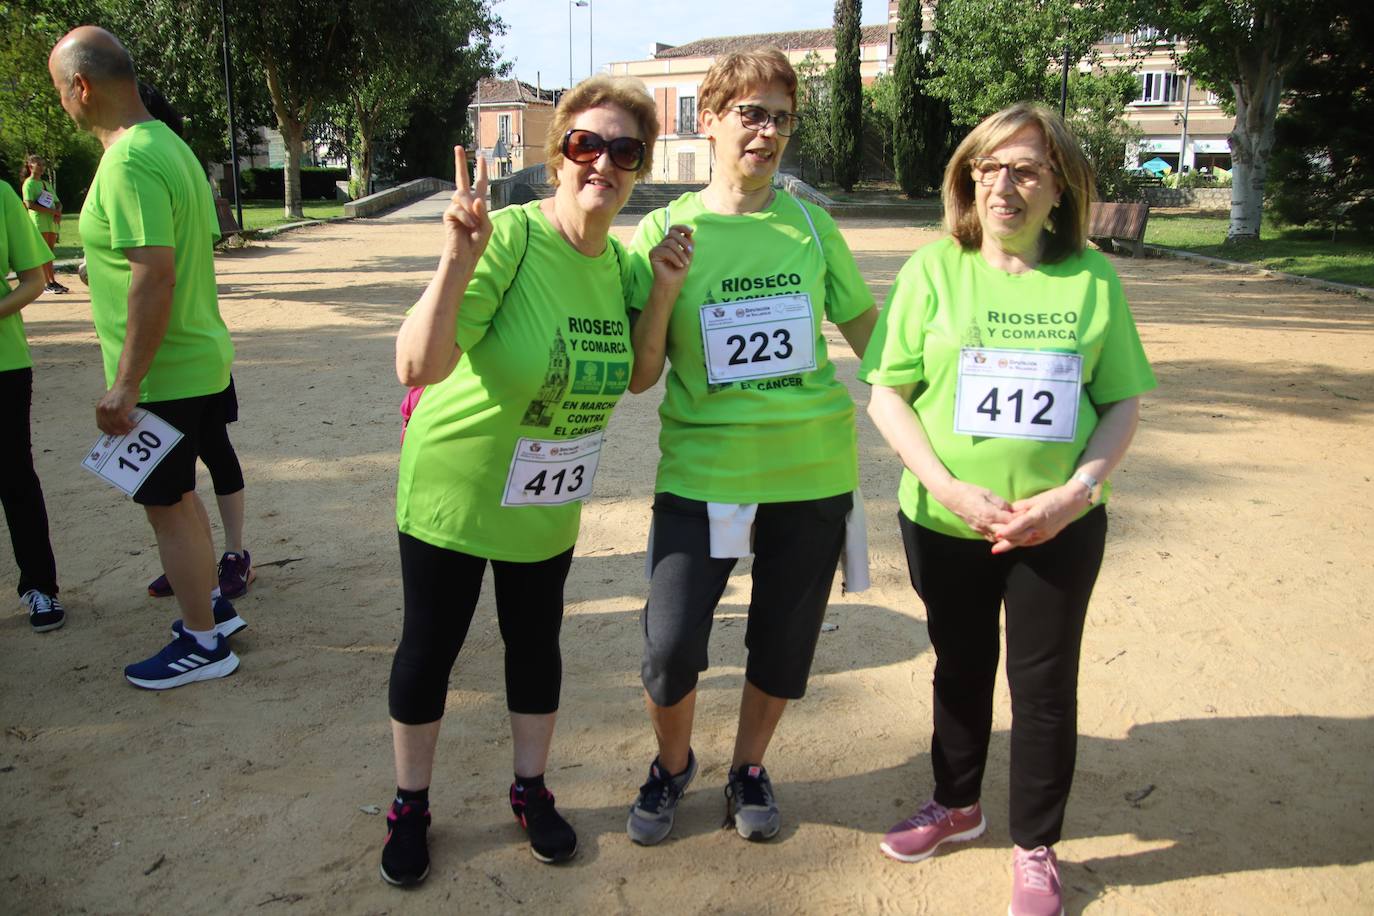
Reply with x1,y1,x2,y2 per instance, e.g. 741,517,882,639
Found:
830,0,863,192
891,0,922,197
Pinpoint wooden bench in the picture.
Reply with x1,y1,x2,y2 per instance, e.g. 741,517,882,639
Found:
214,197,241,237
1088,202,1150,257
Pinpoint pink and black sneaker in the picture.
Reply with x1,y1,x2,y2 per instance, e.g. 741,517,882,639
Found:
379,798,430,887
510,780,577,863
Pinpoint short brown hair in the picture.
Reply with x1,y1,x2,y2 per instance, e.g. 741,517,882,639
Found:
942,102,1095,263
698,48,797,121
545,75,658,185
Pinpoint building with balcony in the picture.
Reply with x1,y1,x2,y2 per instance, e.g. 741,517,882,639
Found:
607,24,891,183
1096,29,1235,173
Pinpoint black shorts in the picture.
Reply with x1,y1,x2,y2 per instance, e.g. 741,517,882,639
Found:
133,384,234,507
640,491,851,706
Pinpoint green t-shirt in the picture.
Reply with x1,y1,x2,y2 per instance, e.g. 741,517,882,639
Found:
625,190,874,503
859,237,1157,539
22,177,58,235
1,182,53,372
396,201,635,562
79,120,232,402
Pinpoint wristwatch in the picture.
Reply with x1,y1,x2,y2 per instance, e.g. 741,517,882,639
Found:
1071,470,1099,505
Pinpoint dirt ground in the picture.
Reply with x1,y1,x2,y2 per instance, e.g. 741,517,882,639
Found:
3,196,1372,915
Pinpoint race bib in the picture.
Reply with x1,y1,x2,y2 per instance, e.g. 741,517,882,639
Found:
37,190,55,208
81,409,184,496
700,293,817,384
501,430,603,507
954,348,1082,443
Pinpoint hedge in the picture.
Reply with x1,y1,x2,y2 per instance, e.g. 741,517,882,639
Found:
240,166,347,200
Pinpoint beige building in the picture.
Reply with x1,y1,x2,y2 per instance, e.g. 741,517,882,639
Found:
1096,29,1235,173
469,77,559,178
607,25,891,183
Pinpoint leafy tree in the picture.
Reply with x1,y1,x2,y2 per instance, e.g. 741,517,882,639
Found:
863,75,894,183
1141,0,1332,241
830,0,863,191
228,0,345,218
1067,68,1142,201
0,6,98,185
335,0,501,198
931,0,1130,126
1266,2,1373,233
788,51,834,185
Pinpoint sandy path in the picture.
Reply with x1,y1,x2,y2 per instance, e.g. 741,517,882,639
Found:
2,195,1372,914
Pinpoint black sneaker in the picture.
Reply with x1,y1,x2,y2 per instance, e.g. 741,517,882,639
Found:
379,799,430,886
22,589,66,633
724,763,780,841
510,782,577,863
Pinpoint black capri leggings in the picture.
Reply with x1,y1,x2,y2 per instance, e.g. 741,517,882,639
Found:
200,377,243,495
388,531,574,724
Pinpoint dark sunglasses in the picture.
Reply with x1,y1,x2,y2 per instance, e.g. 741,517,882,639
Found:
561,129,646,172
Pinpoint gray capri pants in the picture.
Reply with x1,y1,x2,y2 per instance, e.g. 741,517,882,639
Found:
640,490,852,707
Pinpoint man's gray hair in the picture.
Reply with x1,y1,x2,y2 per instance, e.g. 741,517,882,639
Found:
54,31,136,86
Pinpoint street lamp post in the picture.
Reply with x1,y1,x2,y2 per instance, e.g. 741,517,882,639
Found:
569,0,588,87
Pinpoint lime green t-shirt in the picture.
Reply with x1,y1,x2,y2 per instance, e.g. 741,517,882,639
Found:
21,177,58,235
625,190,874,503
79,120,232,401
396,201,635,562
859,237,1157,539
1,182,53,372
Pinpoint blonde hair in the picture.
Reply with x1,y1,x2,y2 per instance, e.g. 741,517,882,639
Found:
545,75,659,185
698,48,797,122
21,153,45,180
942,102,1095,263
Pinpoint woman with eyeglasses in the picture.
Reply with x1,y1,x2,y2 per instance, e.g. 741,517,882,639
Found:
380,74,657,885
860,103,1155,916
622,48,878,847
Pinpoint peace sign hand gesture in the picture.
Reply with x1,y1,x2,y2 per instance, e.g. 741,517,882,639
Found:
442,145,492,267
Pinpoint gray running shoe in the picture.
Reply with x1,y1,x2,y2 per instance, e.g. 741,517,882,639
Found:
724,763,780,841
627,750,697,845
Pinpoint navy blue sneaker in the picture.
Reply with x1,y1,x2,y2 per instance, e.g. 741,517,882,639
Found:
170,596,247,639
22,589,66,633
124,632,239,690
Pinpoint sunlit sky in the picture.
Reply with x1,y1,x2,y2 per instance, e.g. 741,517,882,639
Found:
491,0,892,90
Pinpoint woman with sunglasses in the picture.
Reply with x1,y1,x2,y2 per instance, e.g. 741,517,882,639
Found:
381,74,657,885
623,48,877,847
860,103,1155,916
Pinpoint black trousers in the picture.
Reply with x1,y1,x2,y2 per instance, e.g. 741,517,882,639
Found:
388,532,574,724
900,506,1107,848
0,368,58,597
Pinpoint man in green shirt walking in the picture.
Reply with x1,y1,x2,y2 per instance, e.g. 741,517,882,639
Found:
49,26,244,689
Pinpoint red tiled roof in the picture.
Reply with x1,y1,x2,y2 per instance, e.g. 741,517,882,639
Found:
654,24,888,59
473,77,557,105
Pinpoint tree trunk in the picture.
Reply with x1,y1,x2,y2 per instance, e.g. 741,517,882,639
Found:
281,119,305,219
263,54,306,219
1226,50,1284,242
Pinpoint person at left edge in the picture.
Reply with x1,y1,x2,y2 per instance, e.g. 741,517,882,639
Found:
48,27,243,689
1,180,66,633
381,75,658,886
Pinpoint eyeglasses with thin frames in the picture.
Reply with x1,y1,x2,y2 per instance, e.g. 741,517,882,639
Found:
561,129,647,172
732,105,801,137
968,157,1056,188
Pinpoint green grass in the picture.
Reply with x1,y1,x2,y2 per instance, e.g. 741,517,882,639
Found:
1143,212,1374,287
50,198,347,261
